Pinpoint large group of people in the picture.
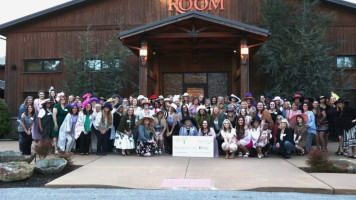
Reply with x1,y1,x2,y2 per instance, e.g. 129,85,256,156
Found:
17,89,356,159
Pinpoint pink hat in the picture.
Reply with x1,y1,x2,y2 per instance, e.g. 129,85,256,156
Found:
56,92,65,102
82,99,90,109
82,93,92,99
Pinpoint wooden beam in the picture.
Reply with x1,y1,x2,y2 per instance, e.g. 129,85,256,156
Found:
231,56,238,95
139,61,148,97
146,32,241,39
152,43,238,49
240,39,249,97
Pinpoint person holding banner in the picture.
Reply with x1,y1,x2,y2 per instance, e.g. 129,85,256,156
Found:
179,117,198,136
221,119,237,159
199,120,219,157
136,116,157,157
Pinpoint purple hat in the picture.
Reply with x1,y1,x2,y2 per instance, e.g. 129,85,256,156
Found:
89,97,100,104
69,103,79,108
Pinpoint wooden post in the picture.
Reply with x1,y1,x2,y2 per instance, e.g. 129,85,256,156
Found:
153,57,160,95
139,61,148,97
240,39,249,97
231,55,238,95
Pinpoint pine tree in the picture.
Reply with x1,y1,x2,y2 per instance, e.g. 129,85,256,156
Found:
0,99,12,136
258,0,345,99
62,27,138,97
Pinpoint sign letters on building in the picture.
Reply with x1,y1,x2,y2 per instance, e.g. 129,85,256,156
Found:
168,0,225,14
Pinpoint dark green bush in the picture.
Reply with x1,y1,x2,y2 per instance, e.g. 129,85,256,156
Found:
0,99,12,137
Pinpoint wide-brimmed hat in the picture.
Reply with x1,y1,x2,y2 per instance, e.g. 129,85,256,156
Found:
141,100,151,106
164,98,172,102
180,116,196,125
149,95,158,100
139,116,155,125
158,95,164,100
89,97,100,104
291,114,309,124
101,102,113,111
41,99,54,107
243,93,255,101
56,92,65,102
273,96,284,105
292,94,302,101
153,109,168,118
182,93,190,97
229,94,240,102
106,98,114,103
112,94,121,99
197,105,206,112
251,118,261,126
99,97,107,102
226,107,235,113
82,99,90,109
335,98,349,105
137,95,145,101
82,93,92,99
170,103,178,112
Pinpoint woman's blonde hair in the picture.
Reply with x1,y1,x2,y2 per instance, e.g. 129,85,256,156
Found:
222,119,232,133
278,118,289,129
101,109,113,127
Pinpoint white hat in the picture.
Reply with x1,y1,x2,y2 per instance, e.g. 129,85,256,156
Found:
273,96,284,105
170,103,178,111
158,95,164,100
137,95,145,101
164,98,171,102
182,93,190,97
197,105,206,112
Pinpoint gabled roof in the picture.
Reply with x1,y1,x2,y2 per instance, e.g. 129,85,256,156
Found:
119,11,270,40
323,0,356,10
0,0,94,36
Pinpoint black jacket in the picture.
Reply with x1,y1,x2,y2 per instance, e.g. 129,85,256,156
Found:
276,127,295,146
336,106,356,135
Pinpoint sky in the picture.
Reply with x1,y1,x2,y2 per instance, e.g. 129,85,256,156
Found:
0,0,356,63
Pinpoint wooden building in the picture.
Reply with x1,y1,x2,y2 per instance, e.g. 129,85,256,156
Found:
0,0,355,116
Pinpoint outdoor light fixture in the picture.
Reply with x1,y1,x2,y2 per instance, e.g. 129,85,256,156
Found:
140,40,148,65
241,40,249,64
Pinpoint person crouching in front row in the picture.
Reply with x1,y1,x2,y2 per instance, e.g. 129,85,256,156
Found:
221,119,237,159
136,116,157,157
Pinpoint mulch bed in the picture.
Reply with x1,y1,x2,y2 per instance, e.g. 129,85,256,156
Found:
0,165,81,188
299,167,347,173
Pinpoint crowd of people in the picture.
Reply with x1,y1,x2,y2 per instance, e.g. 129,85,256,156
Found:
17,88,356,159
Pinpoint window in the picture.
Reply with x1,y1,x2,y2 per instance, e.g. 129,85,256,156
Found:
24,59,61,72
337,56,356,68
86,59,120,70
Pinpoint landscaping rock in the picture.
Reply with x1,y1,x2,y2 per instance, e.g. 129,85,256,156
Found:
332,159,356,173
0,151,36,163
0,162,35,182
35,158,67,175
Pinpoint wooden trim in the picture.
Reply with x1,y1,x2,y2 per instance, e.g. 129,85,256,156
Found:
146,32,241,39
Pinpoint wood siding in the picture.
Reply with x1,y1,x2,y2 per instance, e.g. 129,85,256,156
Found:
3,0,356,115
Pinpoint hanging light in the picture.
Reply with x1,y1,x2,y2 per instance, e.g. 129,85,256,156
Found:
140,40,147,65
241,40,249,64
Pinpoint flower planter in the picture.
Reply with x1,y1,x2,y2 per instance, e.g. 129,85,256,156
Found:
0,162,35,182
0,150,36,163
35,158,67,175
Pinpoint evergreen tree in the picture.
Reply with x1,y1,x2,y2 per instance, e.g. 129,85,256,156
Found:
258,0,345,98
63,27,138,97
0,99,12,136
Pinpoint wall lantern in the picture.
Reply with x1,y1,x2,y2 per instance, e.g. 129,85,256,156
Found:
140,40,148,65
241,40,249,64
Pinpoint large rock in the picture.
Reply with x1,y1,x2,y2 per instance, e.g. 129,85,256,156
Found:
0,150,36,163
332,159,356,173
0,162,35,182
35,158,67,175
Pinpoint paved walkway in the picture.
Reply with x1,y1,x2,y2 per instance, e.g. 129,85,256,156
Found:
1,141,356,194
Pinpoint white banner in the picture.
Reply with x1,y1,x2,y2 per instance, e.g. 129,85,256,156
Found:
173,136,214,158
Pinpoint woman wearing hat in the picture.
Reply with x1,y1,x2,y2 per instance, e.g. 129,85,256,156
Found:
138,100,154,119
179,117,198,136
137,116,157,157
57,103,79,153
49,88,57,104
286,102,302,128
226,108,237,128
292,114,309,155
335,98,356,158
75,100,95,155
116,107,136,156
92,102,113,155
189,97,200,117
244,93,256,117
165,103,179,154
302,102,316,153
153,109,167,154
162,98,171,112
229,94,241,113
52,93,70,154
194,105,211,129
38,99,54,140
18,104,36,155
181,93,192,107
199,120,219,157
272,118,295,159
221,119,237,159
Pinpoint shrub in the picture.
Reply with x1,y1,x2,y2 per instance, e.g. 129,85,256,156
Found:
306,150,341,173
0,99,12,137
34,140,53,159
55,152,74,169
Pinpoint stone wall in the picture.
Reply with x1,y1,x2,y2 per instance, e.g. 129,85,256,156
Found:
208,73,227,98
163,74,183,96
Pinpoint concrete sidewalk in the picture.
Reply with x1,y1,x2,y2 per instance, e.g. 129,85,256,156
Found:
2,140,356,194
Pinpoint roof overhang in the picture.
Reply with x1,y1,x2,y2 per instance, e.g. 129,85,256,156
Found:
118,11,270,56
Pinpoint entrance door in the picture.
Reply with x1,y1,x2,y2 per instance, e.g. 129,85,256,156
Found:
183,84,208,98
